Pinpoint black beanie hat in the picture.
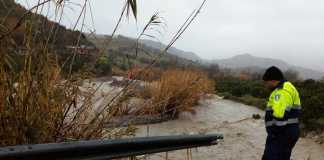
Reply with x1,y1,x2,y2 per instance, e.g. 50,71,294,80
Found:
262,66,284,81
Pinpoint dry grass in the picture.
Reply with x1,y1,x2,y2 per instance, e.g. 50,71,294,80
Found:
0,0,208,147
0,39,128,145
137,69,214,117
0,0,139,146
132,67,163,82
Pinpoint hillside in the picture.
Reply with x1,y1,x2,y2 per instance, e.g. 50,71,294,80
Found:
0,0,95,53
0,1,98,74
139,39,202,62
211,54,324,80
87,34,201,69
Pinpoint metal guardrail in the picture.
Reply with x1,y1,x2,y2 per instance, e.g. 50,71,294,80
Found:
0,134,223,160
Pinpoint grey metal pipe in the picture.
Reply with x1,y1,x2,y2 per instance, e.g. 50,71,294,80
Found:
0,134,223,160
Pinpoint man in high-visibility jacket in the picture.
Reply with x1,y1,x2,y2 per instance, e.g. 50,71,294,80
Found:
262,66,301,160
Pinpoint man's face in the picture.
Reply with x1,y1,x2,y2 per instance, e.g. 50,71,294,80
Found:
264,80,278,90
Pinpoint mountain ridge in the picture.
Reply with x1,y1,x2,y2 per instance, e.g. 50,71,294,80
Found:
139,39,202,62
89,34,323,80
139,37,323,80
138,37,323,79
210,53,324,80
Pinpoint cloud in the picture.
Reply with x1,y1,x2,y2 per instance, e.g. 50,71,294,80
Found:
16,0,324,71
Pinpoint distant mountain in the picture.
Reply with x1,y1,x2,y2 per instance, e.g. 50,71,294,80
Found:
88,34,202,62
88,33,323,80
212,53,290,70
87,34,201,69
293,66,324,80
211,53,324,80
139,39,202,62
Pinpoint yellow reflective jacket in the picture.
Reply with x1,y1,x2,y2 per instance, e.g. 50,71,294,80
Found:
265,81,301,127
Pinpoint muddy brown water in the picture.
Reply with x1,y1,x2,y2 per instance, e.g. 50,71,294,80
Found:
84,80,324,160
135,97,324,160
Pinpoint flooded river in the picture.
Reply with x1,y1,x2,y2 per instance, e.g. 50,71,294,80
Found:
85,79,324,160
135,97,324,160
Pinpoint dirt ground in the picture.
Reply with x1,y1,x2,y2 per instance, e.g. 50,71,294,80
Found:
135,96,324,160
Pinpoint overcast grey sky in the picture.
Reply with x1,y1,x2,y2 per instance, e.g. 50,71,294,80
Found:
17,0,324,71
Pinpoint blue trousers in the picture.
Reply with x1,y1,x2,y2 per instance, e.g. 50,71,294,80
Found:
262,125,300,160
